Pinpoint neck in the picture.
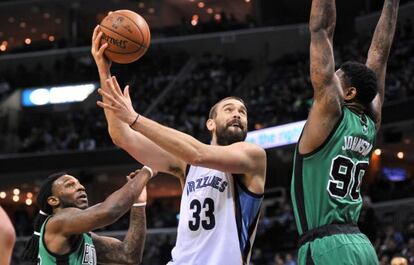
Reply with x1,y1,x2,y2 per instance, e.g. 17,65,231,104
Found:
211,135,218,146
344,102,365,114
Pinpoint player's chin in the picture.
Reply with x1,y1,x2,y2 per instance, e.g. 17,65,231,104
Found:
77,200,89,209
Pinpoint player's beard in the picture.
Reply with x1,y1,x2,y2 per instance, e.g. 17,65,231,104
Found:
215,120,247,146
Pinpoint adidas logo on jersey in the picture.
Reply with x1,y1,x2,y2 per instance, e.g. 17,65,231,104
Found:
187,175,228,195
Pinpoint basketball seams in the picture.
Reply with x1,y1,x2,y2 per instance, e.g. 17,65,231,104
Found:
105,48,144,55
115,11,148,46
100,24,147,50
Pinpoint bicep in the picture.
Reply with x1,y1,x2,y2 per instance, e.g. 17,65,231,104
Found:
119,131,186,179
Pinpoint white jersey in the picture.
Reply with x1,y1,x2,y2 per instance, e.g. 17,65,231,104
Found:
168,166,263,265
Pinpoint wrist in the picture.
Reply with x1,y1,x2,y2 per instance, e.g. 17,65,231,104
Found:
129,112,140,128
132,202,146,207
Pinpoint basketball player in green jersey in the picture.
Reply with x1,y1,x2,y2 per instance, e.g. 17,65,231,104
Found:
291,0,399,264
22,167,153,264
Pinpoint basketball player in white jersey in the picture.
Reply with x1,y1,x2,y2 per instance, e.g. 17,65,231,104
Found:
92,26,266,265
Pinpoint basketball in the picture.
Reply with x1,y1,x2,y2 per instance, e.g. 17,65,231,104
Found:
99,10,150,64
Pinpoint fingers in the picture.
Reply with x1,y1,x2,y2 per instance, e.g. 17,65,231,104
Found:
97,88,123,108
97,101,118,111
94,31,103,52
111,76,124,97
126,169,141,181
123,85,130,99
92,25,99,45
98,42,108,56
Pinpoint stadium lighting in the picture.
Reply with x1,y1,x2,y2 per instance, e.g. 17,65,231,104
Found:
13,195,19,202
13,188,20,195
374,149,382,156
0,192,6,199
26,198,33,206
397,152,404,159
22,83,97,107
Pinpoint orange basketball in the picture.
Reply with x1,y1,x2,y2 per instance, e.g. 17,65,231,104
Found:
100,10,150,64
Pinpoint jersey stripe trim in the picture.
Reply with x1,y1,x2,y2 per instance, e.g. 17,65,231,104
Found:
293,154,308,234
306,246,315,265
233,182,245,264
233,177,263,265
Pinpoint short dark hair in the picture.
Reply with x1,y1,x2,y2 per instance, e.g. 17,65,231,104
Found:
208,96,246,119
340,61,377,106
22,172,67,262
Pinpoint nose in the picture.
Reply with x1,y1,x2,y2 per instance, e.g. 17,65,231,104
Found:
77,183,86,192
232,110,241,119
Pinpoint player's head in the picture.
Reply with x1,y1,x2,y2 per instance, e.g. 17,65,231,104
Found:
336,61,377,108
391,255,408,265
39,173,89,212
207,97,248,146
23,172,88,262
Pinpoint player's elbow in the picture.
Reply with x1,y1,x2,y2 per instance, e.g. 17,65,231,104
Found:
122,254,142,265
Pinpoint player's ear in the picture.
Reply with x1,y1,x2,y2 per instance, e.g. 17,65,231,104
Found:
48,196,60,208
206,118,215,132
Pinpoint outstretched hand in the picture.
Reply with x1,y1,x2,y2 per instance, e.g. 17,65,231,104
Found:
97,76,138,126
91,25,111,72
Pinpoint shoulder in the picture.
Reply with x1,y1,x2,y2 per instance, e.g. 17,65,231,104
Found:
47,208,82,232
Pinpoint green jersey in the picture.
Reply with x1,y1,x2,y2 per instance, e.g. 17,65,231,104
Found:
291,106,376,235
38,216,96,265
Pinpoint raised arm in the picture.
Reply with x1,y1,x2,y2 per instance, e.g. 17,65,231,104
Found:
97,79,267,193
298,0,343,154
91,187,147,264
48,168,152,236
366,0,400,129
91,26,186,180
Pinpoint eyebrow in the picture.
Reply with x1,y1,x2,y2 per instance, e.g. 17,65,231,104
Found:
63,178,77,184
222,103,247,112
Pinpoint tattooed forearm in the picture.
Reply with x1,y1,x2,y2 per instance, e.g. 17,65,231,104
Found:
366,0,399,104
309,0,336,37
93,207,146,264
368,0,399,65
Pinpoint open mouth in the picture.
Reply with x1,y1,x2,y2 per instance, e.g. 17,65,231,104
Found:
77,194,88,201
227,121,243,130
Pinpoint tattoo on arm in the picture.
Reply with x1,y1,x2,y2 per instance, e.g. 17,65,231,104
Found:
366,0,400,102
93,207,146,264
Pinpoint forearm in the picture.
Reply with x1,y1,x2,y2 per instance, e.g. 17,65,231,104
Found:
366,0,399,104
131,115,204,164
309,0,336,36
122,206,146,263
368,0,399,64
99,71,132,144
100,171,150,219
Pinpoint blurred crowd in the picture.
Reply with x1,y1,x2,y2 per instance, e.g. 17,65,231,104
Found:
0,19,413,155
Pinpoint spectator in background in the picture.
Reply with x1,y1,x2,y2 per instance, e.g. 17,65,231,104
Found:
391,254,408,265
